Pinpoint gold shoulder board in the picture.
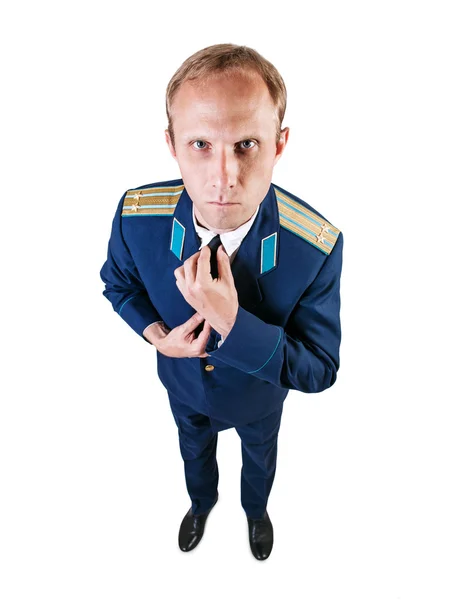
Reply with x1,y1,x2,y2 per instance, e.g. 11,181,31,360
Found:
122,183,185,216
274,186,340,255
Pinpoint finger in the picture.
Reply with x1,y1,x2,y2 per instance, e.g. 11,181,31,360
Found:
196,244,212,284
183,252,199,287
174,265,184,284
191,321,211,356
216,244,232,280
197,319,211,336
182,312,205,333
174,269,186,298
175,277,187,300
195,319,212,344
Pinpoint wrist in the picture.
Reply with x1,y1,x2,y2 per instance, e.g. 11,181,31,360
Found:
143,321,166,346
219,315,237,339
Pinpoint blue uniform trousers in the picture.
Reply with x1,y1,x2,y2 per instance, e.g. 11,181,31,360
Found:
169,393,284,519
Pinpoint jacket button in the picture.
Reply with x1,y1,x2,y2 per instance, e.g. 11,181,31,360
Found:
205,365,215,371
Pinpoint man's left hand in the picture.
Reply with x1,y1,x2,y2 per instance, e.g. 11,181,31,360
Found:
174,245,238,339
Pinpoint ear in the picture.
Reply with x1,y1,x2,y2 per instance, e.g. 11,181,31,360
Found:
165,129,177,160
273,126,290,166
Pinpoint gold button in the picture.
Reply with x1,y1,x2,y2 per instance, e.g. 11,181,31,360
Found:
205,365,215,371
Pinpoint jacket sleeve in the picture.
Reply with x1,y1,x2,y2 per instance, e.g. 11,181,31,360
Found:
99,192,163,344
207,231,344,393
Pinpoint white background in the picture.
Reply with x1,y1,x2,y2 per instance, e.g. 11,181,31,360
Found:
1,1,457,598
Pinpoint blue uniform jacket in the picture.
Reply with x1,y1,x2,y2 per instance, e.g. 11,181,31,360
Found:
100,178,343,431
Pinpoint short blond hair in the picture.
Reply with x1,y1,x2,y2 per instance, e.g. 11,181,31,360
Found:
165,43,287,147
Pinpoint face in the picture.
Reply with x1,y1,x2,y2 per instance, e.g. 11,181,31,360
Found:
165,69,289,234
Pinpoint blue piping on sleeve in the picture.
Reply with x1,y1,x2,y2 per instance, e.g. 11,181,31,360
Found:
118,293,140,316
247,327,282,374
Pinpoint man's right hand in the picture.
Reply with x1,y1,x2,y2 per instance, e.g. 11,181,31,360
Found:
147,313,212,358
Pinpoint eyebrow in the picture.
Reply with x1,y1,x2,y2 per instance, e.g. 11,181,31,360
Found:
182,134,261,142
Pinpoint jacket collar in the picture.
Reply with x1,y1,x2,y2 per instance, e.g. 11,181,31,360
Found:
170,183,280,312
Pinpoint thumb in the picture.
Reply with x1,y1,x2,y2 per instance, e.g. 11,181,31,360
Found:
183,312,204,331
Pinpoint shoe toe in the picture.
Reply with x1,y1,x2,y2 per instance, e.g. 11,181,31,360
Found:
251,543,271,560
178,496,218,552
178,513,205,552
247,512,274,560
179,532,200,552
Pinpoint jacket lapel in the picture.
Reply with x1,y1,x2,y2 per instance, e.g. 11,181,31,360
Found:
169,183,280,313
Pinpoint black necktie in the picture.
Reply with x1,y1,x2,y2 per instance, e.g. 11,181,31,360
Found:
207,234,222,279
193,234,223,339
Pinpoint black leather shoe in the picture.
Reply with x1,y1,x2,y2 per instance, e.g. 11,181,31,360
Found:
178,492,219,552
247,511,273,560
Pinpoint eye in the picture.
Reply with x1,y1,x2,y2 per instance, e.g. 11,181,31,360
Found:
239,139,256,150
193,140,208,150
191,139,256,151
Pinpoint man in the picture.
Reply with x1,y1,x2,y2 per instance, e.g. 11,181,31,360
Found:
100,44,343,560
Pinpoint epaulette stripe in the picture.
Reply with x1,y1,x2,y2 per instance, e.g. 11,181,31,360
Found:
122,203,178,216
279,216,329,254
275,189,339,235
123,210,176,217
278,211,337,255
125,184,184,195
125,190,184,198
125,204,177,209
278,202,336,246
124,199,178,207
279,213,334,250
274,186,340,255
122,184,184,216
276,196,338,237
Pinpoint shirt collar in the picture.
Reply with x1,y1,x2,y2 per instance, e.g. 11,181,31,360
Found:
192,202,259,258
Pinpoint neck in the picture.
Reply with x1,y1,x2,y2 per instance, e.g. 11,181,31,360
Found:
194,205,256,234
194,205,238,234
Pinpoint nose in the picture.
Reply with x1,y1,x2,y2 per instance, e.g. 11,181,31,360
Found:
210,147,237,192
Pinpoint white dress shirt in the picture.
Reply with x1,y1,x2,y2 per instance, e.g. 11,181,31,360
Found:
143,202,260,348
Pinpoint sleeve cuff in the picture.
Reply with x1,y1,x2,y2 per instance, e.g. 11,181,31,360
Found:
118,293,162,343
143,320,164,334
207,305,282,374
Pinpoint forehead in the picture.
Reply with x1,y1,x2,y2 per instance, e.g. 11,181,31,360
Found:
171,71,277,136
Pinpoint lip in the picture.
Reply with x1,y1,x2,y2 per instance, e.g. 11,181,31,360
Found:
208,202,239,206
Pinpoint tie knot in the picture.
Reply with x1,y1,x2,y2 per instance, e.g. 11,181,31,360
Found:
207,234,222,252
207,234,222,279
